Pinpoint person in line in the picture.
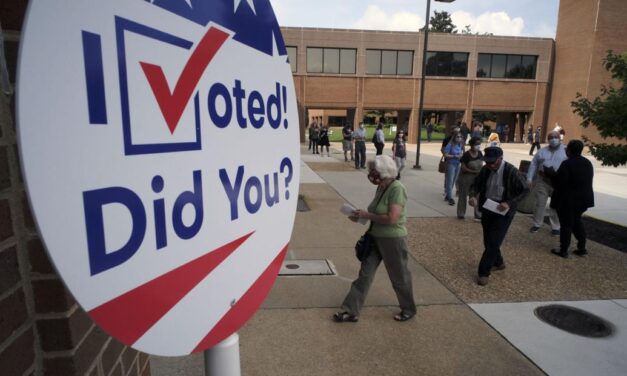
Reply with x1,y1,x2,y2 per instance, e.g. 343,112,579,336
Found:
443,131,464,206
553,123,565,141
374,123,385,155
502,124,510,143
334,155,416,322
460,122,470,145
308,119,317,151
549,140,594,258
457,137,483,220
353,122,367,169
310,122,320,154
526,130,567,235
469,147,528,286
441,126,461,197
426,120,434,142
392,130,407,180
526,126,533,145
471,122,483,140
487,131,500,147
529,125,542,155
318,123,331,157
342,123,354,162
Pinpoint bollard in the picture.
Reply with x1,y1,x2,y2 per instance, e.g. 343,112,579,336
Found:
204,333,241,376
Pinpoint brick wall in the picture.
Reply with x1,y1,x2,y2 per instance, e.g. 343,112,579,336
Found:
0,3,150,376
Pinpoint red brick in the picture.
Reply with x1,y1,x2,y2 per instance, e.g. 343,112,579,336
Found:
22,194,35,230
0,1,27,31
0,146,10,191
0,199,14,242
43,355,76,376
37,308,93,352
121,347,139,374
0,287,27,345
140,362,151,376
72,325,109,375
138,352,149,370
27,237,54,275
102,339,124,374
125,359,139,376
108,362,123,376
0,327,35,376
32,278,76,314
0,246,20,294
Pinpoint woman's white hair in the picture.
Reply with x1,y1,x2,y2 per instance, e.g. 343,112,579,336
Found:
368,155,398,179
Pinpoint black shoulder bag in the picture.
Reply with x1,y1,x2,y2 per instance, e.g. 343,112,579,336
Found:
354,183,392,262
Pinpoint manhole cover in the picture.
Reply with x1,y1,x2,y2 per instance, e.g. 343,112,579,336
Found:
279,260,335,276
285,264,300,270
534,304,614,338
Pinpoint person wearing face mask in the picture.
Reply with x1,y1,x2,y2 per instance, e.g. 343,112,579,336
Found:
526,130,567,235
443,131,464,206
334,155,416,323
457,137,484,220
469,147,528,286
392,130,407,180
549,140,594,258
353,122,367,169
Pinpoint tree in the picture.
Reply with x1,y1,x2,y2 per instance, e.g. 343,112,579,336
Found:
429,11,457,33
571,51,627,167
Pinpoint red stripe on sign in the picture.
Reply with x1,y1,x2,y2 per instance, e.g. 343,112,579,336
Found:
88,232,254,346
192,244,289,353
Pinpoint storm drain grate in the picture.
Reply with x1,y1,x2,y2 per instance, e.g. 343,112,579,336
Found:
534,304,614,338
279,260,334,276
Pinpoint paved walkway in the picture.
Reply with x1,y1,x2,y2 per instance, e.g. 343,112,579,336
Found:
151,142,627,376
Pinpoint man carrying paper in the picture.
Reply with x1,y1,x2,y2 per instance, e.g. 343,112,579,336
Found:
469,147,528,286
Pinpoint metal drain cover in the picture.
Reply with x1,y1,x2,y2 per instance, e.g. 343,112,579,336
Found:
534,304,614,338
279,260,334,276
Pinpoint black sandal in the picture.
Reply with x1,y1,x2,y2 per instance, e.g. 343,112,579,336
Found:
393,312,414,322
333,311,358,322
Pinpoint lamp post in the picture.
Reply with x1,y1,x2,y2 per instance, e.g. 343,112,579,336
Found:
414,0,455,169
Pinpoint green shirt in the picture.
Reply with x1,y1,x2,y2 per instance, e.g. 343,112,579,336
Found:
368,180,407,238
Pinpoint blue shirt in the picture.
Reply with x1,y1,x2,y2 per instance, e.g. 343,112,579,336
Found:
444,143,463,165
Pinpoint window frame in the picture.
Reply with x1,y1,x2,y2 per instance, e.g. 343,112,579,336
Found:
477,53,538,80
425,51,469,77
306,47,357,74
365,49,414,76
286,46,297,73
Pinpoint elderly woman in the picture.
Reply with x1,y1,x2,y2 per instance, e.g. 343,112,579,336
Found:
333,155,416,323
443,130,464,206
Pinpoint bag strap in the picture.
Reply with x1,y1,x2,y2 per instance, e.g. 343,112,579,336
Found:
367,182,393,232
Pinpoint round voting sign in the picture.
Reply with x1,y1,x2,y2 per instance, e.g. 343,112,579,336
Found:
17,0,299,356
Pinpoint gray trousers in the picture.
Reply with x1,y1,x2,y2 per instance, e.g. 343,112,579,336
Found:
457,172,480,218
341,236,416,316
533,179,560,229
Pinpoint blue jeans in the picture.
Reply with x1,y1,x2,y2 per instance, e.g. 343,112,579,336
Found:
445,162,460,200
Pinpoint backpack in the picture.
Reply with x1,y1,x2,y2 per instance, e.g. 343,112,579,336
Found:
372,131,378,144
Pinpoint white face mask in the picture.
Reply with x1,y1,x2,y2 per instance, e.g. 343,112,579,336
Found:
549,138,560,147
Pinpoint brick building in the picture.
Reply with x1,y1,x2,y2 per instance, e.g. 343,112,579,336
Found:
0,0,626,375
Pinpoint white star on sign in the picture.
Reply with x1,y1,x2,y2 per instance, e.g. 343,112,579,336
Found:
234,0,256,15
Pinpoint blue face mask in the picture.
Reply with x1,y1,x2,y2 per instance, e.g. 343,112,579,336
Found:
549,138,560,147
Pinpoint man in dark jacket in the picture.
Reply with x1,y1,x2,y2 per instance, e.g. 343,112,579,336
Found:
469,147,528,286
549,140,594,258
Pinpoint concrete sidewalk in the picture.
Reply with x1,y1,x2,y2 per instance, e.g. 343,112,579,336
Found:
151,143,627,376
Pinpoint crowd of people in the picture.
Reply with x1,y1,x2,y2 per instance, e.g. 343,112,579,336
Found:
309,119,596,321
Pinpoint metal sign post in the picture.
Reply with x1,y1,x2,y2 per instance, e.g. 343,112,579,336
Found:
204,333,241,376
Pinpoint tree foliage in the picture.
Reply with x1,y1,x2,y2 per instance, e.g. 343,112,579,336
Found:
429,11,457,33
571,51,627,167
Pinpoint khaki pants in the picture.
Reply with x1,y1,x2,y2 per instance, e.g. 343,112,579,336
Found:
341,236,416,316
533,179,560,230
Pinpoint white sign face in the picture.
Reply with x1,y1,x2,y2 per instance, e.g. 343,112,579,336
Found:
17,0,299,356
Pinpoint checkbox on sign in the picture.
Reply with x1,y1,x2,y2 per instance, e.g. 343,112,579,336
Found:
115,17,205,155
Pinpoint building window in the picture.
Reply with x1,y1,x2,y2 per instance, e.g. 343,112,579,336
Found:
306,47,356,74
286,46,297,73
366,49,414,75
477,53,537,79
425,51,469,77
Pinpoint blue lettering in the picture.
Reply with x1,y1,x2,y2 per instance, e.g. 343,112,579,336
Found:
172,170,204,240
208,83,232,128
83,187,146,276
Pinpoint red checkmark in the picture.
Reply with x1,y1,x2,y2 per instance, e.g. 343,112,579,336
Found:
140,27,230,134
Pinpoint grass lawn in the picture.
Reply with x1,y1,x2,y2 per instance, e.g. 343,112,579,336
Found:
327,126,445,142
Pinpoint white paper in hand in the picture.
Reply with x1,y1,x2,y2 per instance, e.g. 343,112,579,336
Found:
340,203,369,225
482,199,509,215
